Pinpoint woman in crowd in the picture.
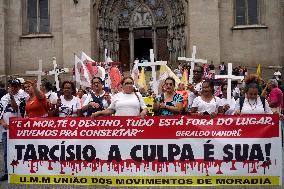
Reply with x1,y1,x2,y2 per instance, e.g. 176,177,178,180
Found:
91,76,147,118
220,83,236,115
40,81,58,117
56,81,81,117
24,80,48,118
190,79,223,117
153,77,183,115
234,76,272,115
176,82,188,114
40,81,57,104
76,88,87,108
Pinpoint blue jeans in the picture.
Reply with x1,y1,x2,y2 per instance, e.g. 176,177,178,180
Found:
2,132,7,175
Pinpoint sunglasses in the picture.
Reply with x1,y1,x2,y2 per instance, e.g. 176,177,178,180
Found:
124,82,133,85
165,83,174,86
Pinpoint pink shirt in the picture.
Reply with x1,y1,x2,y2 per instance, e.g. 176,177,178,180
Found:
268,87,283,109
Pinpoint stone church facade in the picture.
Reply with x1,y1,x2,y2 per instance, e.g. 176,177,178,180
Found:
0,0,283,81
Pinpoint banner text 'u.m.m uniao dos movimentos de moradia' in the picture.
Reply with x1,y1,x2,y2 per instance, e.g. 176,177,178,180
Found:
8,115,282,186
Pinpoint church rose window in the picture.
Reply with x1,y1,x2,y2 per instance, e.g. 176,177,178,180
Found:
235,0,259,25
27,0,49,33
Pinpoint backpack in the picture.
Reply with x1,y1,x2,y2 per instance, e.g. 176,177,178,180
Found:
239,96,266,112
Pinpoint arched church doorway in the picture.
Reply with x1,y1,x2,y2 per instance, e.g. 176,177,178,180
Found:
97,0,187,71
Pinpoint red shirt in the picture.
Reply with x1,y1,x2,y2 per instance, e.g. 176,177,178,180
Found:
25,96,48,118
268,87,283,109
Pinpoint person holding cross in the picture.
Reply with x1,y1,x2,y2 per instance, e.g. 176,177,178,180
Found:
187,65,204,111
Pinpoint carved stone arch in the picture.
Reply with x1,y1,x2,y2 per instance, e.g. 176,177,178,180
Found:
130,3,155,28
96,0,187,66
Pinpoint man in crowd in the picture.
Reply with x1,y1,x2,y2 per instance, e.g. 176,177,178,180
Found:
0,79,27,181
187,65,204,111
266,79,283,113
219,62,226,75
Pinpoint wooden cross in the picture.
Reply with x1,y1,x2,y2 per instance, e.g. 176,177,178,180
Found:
26,59,46,88
215,63,244,100
138,49,167,94
47,57,69,92
178,46,207,83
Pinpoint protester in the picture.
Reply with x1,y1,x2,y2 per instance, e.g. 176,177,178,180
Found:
176,82,188,114
190,79,223,117
40,81,57,104
274,69,282,81
56,81,81,117
76,88,87,108
0,79,27,181
0,82,7,100
263,79,283,113
219,62,226,75
208,61,215,75
153,77,183,115
174,64,183,80
102,89,112,109
81,77,108,116
24,80,48,118
91,76,147,118
234,77,272,115
220,84,236,115
187,65,204,111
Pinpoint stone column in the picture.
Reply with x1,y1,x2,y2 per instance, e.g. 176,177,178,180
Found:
152,27,157,60
129,28,134,68
0,0,5,75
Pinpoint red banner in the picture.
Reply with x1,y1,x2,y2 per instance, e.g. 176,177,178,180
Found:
9,115,279,139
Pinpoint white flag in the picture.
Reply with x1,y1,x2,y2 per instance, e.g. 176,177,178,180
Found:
158,65,181,86
80,52,105,80
74,55,91,87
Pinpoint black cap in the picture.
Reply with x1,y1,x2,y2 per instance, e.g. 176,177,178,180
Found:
8,79,21,86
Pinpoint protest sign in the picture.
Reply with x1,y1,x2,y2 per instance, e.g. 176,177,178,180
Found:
8,115,282,186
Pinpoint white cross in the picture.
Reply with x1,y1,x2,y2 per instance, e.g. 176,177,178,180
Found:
138,49,167,94
215,63,244,100
48,57,69,91
178,46,207,83
26,59,46,88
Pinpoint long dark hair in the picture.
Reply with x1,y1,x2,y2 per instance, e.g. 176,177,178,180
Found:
165,77,176,87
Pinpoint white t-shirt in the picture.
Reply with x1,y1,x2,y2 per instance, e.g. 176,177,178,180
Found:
235,96,272,114
45,91,58,104
108,92,147,116
188,82,203,108
0,90,28,132
220,98,236,115
192,96,223,114
59,95,81,117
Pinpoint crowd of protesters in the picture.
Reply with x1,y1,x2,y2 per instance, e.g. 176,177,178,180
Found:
0,63,283,181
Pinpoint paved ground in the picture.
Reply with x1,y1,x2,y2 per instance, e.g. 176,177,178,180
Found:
0,144,283,189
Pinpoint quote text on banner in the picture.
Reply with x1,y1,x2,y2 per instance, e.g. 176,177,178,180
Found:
8,115,282,186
